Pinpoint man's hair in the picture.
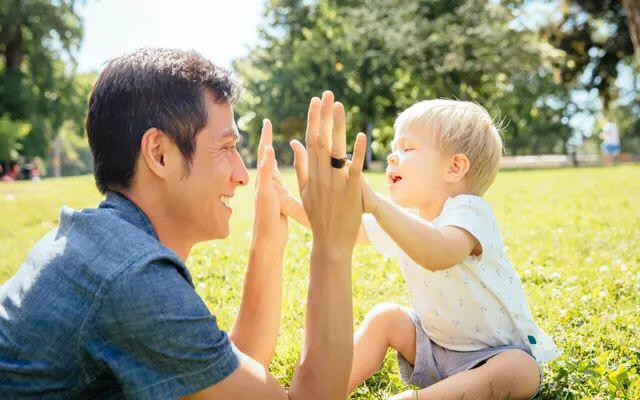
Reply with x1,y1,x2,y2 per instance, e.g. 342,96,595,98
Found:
394,99,503,195
86,48,241,194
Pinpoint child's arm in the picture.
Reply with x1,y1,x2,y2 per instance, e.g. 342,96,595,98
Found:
273,172,370,245
362,178,480,271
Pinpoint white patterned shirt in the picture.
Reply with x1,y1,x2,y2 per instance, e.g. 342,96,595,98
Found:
362,194,559,362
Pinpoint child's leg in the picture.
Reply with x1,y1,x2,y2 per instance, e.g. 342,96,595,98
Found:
348,303,416,393
409,349,540,400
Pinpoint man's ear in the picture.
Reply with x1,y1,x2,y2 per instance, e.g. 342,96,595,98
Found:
140,128,170,179
445,153,470,183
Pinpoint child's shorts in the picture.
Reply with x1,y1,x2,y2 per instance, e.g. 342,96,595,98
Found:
397,309,543,398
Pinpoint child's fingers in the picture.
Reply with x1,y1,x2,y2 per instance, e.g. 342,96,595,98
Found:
290,140,309,194
272,169,285,186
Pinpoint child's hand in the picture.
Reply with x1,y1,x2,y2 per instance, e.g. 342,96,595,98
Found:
361,176,382,215
272,171,310,227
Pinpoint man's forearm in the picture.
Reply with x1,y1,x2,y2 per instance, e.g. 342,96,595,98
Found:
230,236,285,368
289,243,354,400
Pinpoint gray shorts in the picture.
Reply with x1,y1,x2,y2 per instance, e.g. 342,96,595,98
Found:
397,310,543,397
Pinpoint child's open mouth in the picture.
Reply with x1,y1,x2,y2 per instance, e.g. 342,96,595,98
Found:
388,173,403,187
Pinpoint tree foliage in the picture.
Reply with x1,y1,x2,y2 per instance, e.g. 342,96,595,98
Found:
235,0,574,160
0,0,86,160
538,0,635,108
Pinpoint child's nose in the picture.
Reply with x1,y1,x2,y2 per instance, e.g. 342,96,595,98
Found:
387,153,399,166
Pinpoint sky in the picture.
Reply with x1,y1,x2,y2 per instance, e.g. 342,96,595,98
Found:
76,0,265,72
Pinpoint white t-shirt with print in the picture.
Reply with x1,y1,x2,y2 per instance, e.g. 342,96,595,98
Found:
362,194,559,362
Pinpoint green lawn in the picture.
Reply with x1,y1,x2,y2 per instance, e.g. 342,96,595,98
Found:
1,166,639,399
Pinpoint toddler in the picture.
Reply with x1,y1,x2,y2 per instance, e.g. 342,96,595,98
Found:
278,99,559,400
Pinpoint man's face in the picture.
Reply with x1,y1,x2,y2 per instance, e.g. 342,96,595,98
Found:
386,125,449,210
166,95,249,241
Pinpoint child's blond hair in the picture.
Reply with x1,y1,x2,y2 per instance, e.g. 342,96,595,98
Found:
394,99,503,195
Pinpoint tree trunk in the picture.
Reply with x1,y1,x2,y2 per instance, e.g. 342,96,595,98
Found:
622,0,640,63
2,0,25,70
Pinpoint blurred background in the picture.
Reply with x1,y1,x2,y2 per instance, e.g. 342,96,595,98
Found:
0,0,638,179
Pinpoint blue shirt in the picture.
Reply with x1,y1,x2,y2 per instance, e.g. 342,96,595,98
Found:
0,192,239,399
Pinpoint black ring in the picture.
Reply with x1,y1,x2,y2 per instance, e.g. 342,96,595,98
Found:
330,156,347,168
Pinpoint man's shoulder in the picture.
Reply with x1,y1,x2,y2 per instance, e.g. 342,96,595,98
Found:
9,203,188,302
57,204,182,276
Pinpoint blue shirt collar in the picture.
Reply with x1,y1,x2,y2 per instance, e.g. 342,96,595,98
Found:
100,191,159,240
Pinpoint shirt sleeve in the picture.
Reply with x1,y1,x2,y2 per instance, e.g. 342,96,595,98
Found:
362,214,405,259
437,195,503,261
84,259,240,399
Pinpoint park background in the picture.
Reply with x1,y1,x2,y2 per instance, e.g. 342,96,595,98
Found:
1,0,639,398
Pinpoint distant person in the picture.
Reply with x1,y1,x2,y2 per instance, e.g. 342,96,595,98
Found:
1,164,20,182
29,158,41,181
599,121,621,166
279,100,559,400
31,166,41,181
21,161,33,180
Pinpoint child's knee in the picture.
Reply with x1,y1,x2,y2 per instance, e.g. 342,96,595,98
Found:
492,349,540,398
363,303,414,342
365,303,409,327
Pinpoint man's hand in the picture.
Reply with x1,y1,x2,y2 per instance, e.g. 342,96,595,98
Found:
254,119,288,249
289,92,367,251
230,119,288,368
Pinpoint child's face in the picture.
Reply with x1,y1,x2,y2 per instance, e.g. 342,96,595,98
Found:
386,126,450,209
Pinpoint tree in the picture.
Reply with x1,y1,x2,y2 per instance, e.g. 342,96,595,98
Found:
538,0,635,108
0,0,85,161
235,0,573,160
621,0,640,62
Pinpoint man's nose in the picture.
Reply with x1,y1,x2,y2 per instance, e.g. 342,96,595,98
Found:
232,156,250,186
387,153,399,166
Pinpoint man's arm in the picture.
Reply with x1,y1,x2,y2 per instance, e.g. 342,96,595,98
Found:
229,120,287,368
288,92,366,399
229,230,285,367
184,92,367,400
366,186,479,271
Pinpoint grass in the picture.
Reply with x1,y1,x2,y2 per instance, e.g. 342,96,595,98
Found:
1,165,639,399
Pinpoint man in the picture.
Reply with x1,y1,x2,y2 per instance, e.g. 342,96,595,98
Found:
0,48,367,399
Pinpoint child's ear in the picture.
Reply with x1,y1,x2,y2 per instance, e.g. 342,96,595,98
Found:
445,153,470,183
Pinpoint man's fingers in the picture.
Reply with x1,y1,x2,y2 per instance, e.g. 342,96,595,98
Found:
257,146,275,191
290,140,308,194
317,91,334,150
257,119,273,164
331,102,347,159
349,132,367,177
305,97,321,153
